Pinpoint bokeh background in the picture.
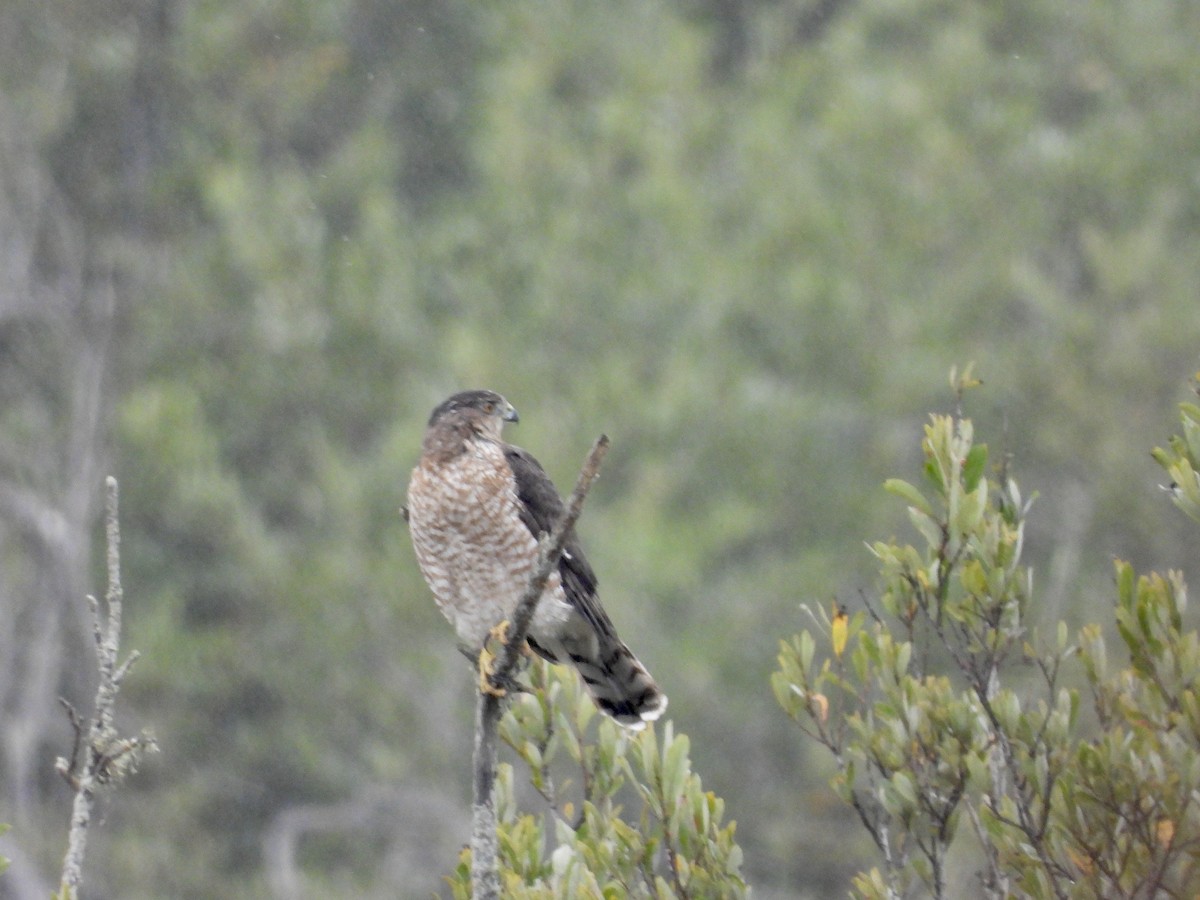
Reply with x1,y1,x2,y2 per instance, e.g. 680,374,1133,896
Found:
1,0,1198,896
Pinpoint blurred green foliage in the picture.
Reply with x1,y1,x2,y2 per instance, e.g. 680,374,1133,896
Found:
3,0,1199,895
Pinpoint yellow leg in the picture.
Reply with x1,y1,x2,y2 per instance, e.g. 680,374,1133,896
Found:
478,620,511,697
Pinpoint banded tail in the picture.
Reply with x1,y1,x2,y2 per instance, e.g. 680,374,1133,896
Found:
528,631,667,730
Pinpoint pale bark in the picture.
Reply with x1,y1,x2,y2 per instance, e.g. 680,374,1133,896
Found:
56,478,155,899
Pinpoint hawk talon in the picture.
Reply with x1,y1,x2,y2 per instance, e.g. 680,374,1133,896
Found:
488,619,513,647
496,620,536,660
478,647,507,698
478,619,514,698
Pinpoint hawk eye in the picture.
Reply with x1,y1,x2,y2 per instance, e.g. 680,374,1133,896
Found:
482,401,495,414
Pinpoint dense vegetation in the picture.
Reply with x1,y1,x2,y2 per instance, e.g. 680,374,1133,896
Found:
1,0,1198,896
776,383,1200,897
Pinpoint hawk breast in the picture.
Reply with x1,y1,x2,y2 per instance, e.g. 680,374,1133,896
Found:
408,440,552,648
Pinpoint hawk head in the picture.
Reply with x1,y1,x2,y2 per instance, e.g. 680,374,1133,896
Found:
427,390,519,442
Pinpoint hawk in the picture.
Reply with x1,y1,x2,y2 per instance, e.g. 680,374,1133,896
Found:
407,390,666,729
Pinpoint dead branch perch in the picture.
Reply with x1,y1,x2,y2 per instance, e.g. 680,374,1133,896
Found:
470,434,610,899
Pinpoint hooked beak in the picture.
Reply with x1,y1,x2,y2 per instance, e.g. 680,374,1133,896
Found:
503,402,519,424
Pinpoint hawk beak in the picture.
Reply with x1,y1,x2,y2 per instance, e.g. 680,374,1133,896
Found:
503,403,519,424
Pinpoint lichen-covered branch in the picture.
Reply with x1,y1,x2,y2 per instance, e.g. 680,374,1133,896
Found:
470,435,609,900
56,477,156,899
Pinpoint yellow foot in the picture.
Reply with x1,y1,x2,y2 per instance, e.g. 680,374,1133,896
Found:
478,620,511,697
488,618,513,647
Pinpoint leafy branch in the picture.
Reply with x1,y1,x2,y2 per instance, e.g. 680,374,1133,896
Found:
1152,374,1200,524
775,375,1200,898
448,659,747,898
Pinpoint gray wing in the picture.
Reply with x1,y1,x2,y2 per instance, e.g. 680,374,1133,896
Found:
502,445,618,642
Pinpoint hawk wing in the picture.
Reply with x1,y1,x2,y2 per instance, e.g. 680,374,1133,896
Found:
502,445,618,641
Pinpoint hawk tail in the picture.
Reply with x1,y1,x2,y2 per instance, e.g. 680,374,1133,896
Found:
531,632,667,729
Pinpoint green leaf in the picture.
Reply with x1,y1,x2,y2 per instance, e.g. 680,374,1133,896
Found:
924,457,945,493
954,481,988,535
885,478,934,516
890,771,917,808
1116,559,1135,605
962,444,988,492
960,559,987,596
663,732,691,806
799,630,815,673
908,506,944,550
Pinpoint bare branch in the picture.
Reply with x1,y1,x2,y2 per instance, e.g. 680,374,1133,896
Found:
469,435,610,900
112,649,142,689
57,477,156,899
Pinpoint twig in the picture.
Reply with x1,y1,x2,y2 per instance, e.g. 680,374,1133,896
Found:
470,435,610,900
56,477,156,899
57,699,85,790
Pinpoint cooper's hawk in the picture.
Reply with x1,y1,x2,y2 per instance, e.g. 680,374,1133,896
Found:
407,390,667,729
